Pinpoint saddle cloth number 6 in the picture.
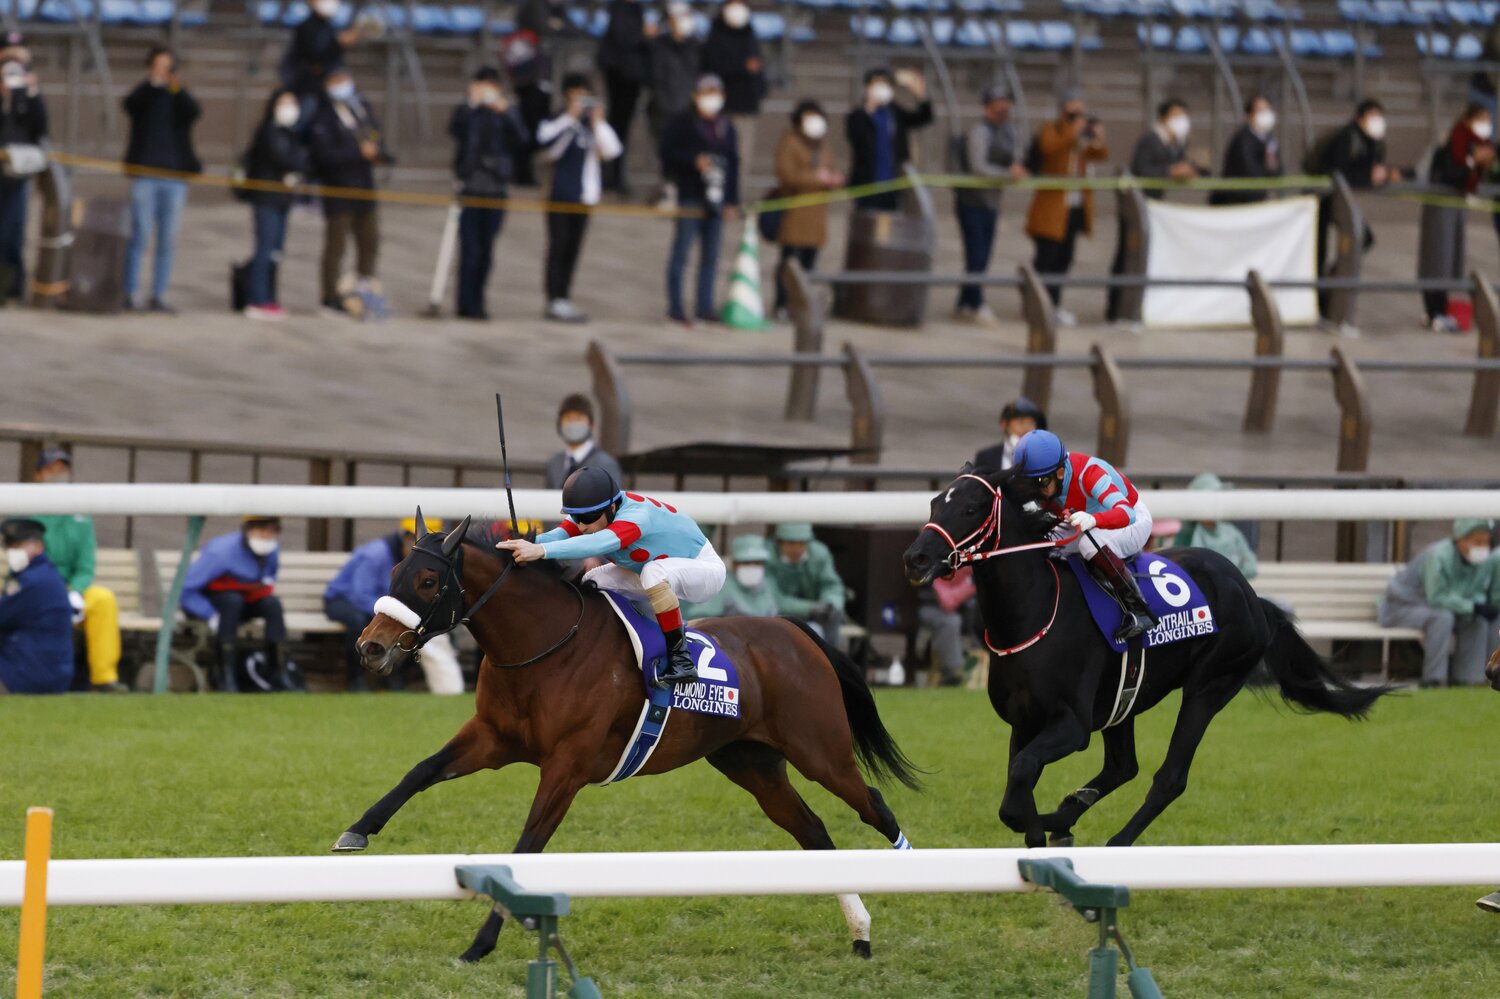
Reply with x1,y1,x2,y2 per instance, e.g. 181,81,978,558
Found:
1147,560,1192,609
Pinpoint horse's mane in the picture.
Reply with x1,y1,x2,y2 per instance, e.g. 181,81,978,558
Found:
952,462,1061,542
459,524,574,584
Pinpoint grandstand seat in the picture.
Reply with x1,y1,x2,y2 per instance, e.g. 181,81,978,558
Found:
487,18,515,36
1251,562,1422,676
1174,24,1208,52
1408,0,1451,21
37,0,89,23
953,17,990,45
1239,25,1275,52
1453,31,1483,58
850,13,887,42
928,15,955,44
751,12,785,41
1320,28,1359,56
0,0,40,19
1371,0,1422,24
1289,26,1327,55
1416,32,1450,55
1137,21,1173,47
1002,19,1043,49
1038,20,1096,50
1444,0,1486,23
886,16,921,45
409,6,451,34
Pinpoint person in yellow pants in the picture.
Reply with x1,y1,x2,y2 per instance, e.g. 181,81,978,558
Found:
29,448,127,692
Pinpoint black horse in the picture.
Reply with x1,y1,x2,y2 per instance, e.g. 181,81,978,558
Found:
902,464,1388,848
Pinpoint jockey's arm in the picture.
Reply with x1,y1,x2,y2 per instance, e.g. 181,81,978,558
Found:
537,520,642,562
1078,464,1136,531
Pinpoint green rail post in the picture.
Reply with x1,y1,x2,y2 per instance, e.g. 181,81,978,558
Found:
1018,858,1163,999
152,515,204,694
456,864,600,999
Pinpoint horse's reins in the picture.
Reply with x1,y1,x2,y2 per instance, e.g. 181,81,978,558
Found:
918,473,1079,657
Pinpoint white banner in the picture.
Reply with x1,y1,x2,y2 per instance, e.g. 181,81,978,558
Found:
1142,196,1319,329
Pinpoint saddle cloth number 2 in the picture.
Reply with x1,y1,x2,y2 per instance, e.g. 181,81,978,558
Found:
685,631,729,682
1147,561,1193,609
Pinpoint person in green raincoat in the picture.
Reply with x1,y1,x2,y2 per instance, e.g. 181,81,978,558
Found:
1174,473,1258,579
1378,518,1500,687
686,534,784,619
767,522,847,644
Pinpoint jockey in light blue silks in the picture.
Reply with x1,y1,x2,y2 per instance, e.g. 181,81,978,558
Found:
1009,429,1159,642
497,465,726,684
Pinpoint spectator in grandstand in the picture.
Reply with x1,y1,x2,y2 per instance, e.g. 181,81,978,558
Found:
660,73,740,327
538,73,623,324
546,393,624,489
281,0,363,102
701,1,766,175
1378,519,1500,687
687,534,783,618
771,99,842,318
0,518,74,695
596,0,654,194
1107,97,1200,323
952,83,1024,326
450,69,527,320
1172,473,1258,580
1025,90,1109,325
240,89,309,323
1418,103,1493,334
0,45,45,305
767,523,846,644
1469,20,1500,119
916,565,976,687
647,3,701,206
181,517,291,693
509,1,572,187
324,518,464,694
1208,95,1280,207
121,45,200,314
1310,99,1400,322
27,449,125,692
974,396,1047,471
846,67,933,212
308,69,389,316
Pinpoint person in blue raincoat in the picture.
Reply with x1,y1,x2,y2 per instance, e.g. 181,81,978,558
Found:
0,518,75,694
181,516,289,692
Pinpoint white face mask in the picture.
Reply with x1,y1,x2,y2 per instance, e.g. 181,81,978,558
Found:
696,92,724,116
314,0,340,18
6,548,30,574
1465,544,1492,566
559,419,592,445
1,67,25,91
327,80,355,103
867,81,894,107
1252,109,1276,134
1473,120,1494,141
478,86,501,107
247,535,279,557
41,470,72,484
1362,114,1386,141
723,2,750,29
1166,114,1190,143
673,14,695,36
274,102,300,127
801,114,827,140
735,564,766,589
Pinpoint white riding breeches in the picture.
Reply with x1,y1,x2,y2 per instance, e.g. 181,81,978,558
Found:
1060,499,1154,560
583,541,727,604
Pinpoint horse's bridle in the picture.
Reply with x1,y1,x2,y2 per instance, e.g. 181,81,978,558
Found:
918,474,1079,657
392,538,586,670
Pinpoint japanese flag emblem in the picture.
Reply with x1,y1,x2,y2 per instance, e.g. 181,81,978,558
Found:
725,688,738,703
1192,606,1213,624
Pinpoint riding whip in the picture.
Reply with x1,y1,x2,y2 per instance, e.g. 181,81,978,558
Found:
494,392,523,540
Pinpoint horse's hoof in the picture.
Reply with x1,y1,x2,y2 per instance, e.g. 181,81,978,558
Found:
457,946,489,964
851,939,872,960
331,831,368,853
1048,834,1075,848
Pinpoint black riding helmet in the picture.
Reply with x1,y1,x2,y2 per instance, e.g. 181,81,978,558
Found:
560,465,624,524
1000,396,1047,430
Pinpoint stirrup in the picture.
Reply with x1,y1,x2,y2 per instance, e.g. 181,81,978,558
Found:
656,649,698,686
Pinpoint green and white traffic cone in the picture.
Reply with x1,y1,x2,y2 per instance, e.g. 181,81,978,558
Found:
720,216,771,331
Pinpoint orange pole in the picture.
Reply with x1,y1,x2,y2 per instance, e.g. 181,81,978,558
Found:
16,807,53,999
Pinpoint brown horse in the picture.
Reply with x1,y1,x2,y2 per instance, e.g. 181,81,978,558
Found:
333,516,921,962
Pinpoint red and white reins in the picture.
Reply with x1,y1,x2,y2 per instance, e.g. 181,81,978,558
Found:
918,474,1079,657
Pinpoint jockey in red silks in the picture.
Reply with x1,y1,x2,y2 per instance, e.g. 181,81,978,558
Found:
1010,429,1159,642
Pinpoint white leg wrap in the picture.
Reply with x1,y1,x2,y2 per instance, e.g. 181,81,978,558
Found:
892,830,912,850
837,893,871,942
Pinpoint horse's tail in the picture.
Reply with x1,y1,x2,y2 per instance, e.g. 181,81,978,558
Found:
783,617,924,790
1258,598,1390,718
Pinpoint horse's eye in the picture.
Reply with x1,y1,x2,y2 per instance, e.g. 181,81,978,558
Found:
965,504,981,516
420,578,436,590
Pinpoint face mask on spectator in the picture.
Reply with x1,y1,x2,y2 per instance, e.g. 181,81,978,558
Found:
696,92,724,116
735,564,766,588
801,114,827,140
5,548,30,574
315,0,340,18
723,2,750,28
673,14,695,36
1473,119,1493,141
1166,113,1190,143
559,419,592,445
1466,544,1492,566
40,470,71,484
274,101,300,127
1252,108,1276,134
1362,114,1386,141
1,65,24,90
478,86,501,107
867,81,894,106
328,79,355,102
247,535,279,557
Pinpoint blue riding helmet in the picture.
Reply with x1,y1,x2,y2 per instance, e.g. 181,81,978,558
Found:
560,465,624,521
1011,429,1067,478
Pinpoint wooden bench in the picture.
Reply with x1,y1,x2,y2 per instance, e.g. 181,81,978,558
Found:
1251,562,1421,676
93,548,160,635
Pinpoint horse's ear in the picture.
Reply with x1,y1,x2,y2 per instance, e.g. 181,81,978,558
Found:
959,460,974,475
414,505,429,539
441,516,471,557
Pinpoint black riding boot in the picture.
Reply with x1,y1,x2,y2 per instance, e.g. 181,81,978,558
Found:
655,627,699,686
214,642,240,693
267,642,300,692
1086,547,1158,643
